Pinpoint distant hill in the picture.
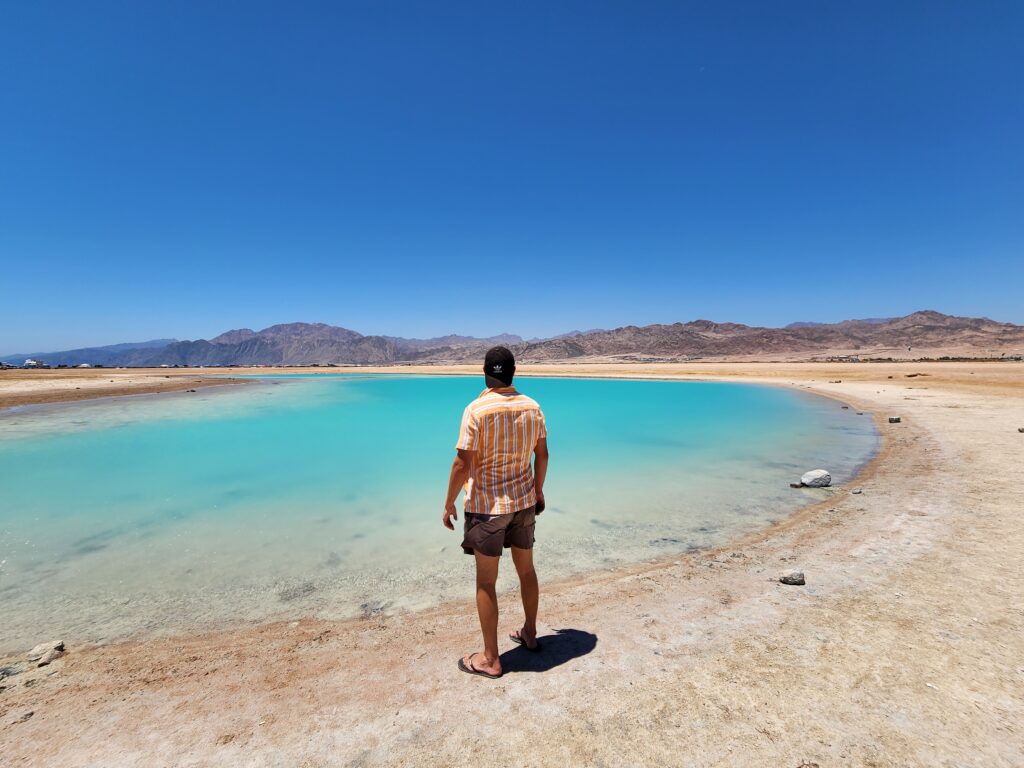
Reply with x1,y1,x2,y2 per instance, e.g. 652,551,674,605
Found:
0,339,177,367
3,325,528,367
5,312,1023,367
506,310,1024,362
785,318,893,329
384,333,524,351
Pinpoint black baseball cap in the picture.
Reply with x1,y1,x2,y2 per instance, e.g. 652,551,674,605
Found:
484,346,515,387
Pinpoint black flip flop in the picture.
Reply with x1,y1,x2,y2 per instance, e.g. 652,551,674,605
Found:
458,653,503,679
509,630,542,653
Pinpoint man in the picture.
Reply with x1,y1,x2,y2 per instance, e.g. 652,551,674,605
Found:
443,346,549,679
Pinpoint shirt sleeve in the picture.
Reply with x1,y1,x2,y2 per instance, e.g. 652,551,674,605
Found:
456,406,478,450
537,409,547,440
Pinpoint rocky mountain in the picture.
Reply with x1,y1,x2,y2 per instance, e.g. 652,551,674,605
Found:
5,312,1022,367
123,327,528,366
0,339,177,367
504,310,1024,361
785,317,893,330
384,333,524,351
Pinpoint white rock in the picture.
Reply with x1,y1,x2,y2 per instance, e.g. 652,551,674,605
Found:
779,569,806,585
800,469,831,487
26,641,63,663
37,647,64,666
851,488,863,495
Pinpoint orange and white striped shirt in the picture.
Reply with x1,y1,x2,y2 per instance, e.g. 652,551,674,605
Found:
456,386,547,515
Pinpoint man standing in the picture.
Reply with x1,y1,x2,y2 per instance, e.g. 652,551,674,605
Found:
443,346,549,679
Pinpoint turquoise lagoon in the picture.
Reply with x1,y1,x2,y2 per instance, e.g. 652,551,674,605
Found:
0,375,877,650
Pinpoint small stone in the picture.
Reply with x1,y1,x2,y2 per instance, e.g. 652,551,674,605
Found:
1018,427,1024,433
37,647,64,666
26,641,64,663
851,488,863,495
13,711,33,724
0,664,25,679
799,469,831,487
779,569,805,585
888,416,901,424
841,405,849,409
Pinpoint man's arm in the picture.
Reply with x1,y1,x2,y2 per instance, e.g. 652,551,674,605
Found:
533,437,549,507
443,449,474,530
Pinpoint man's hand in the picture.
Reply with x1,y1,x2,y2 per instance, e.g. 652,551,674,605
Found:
535,488,545,514
444,450,473,530
443,500,458,530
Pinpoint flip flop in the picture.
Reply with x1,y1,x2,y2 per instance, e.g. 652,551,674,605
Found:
509,630,542,652
458,653,503,679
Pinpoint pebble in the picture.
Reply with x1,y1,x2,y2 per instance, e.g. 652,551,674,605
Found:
37,648,64,666
26,641,64,664
1018,427,1024,433
779,569,806,586
851,488,863,495
888,416,901,424
13,711,33,724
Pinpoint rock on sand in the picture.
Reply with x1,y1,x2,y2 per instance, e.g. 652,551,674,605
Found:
27,641,65,666
800,469,832,487
779,569,806,585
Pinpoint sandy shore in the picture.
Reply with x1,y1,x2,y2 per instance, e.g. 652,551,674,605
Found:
0,368,243,410
1,362,1022,766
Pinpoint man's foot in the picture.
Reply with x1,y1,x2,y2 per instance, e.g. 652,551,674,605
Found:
509,627,541,652
458,652,502,678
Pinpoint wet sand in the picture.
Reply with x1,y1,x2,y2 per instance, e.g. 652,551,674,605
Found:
1,362,1022,766
0,368,242,410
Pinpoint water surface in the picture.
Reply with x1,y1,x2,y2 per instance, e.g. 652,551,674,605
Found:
0,375,877,650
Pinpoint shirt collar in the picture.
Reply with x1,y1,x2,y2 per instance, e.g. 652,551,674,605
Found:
479,386,518,397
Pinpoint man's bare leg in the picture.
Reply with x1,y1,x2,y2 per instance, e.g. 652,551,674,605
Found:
511,545,539,649
463,551,502,676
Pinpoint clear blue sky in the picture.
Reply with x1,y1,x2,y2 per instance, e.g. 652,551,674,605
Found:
2,1,1022,353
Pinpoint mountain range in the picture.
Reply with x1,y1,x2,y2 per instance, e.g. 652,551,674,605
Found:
4,311,1023,367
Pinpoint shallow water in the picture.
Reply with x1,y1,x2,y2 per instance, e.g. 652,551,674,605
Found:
0,375,877,650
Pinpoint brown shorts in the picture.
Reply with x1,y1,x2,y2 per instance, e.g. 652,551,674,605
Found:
461,506,536,557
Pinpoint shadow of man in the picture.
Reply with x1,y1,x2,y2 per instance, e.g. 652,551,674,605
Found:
499,628,597,673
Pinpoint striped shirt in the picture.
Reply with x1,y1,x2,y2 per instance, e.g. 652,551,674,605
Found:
456,386,547,515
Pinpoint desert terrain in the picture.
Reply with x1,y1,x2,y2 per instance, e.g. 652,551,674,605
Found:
1,362,1022,766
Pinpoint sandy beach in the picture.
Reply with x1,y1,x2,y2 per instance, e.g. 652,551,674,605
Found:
1,362,1022,766
0,368,242,410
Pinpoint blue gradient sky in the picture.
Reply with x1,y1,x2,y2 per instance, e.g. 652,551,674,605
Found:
2,1,1022,353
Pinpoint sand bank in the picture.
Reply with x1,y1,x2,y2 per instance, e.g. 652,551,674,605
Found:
0,368,243,410
1,362,1022,766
